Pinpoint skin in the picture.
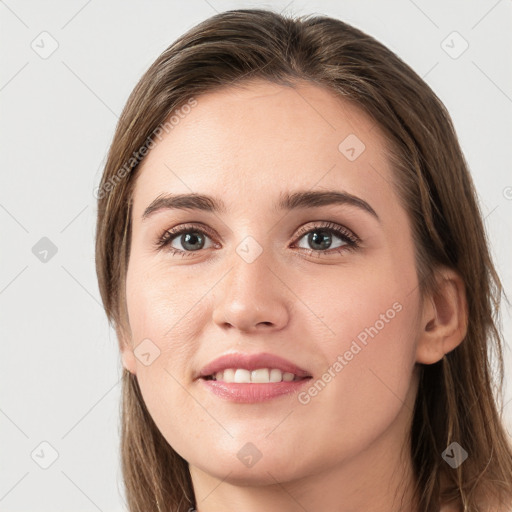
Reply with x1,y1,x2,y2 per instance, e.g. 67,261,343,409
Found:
120,80,467,512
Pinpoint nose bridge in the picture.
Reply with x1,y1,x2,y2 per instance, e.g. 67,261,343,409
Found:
227,236,275,302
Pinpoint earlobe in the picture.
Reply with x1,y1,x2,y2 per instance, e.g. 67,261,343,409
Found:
121,348,137,375
416,268,468,365
118,328,137,375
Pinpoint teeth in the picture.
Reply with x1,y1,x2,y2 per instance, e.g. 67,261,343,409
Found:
212,368,299,383
269,369,282,382
251,368,269,383
234,369,251,383
223,369,234,382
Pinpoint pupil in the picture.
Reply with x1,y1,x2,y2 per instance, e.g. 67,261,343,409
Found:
309,230,331,250
182,232,204,251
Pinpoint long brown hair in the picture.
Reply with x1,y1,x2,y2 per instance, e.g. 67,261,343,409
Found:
95,9,512,512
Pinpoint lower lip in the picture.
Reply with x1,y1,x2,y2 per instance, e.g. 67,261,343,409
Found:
199,378,312,403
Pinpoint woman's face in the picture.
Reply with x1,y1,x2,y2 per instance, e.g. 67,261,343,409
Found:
122,80,424,486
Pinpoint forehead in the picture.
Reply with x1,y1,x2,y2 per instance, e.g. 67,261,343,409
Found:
131,80,398,219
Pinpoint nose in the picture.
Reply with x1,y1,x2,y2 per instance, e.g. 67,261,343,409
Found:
211,246,291,333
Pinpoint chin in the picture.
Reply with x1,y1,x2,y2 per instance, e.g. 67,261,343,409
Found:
203,463,298,487
189,449,307,486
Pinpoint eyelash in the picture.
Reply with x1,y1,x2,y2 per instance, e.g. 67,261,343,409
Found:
154,221,360,258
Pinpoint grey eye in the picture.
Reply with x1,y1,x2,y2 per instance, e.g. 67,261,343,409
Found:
296,229,347,251
170,231,213,251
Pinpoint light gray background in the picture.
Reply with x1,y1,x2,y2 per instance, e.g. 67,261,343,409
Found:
1,1,511,510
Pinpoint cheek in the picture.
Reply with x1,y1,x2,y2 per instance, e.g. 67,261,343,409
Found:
124,262,202,394
292,259,420,451
124,263,215,460
125,259,207,354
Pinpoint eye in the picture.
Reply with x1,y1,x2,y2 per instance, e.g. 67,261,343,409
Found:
293,221,359,256
155,223,216,257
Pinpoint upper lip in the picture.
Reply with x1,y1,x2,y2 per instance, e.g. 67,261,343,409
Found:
197,352,312,380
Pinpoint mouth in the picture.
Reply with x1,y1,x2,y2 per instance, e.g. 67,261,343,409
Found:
197,351,312,382
199,372,312,403
197,352,313,403
201,368,311,383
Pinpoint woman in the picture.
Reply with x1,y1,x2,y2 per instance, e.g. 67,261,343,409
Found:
94,8,512,512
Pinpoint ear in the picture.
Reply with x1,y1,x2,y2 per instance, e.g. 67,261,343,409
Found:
416,267,468,365
117,325,137,375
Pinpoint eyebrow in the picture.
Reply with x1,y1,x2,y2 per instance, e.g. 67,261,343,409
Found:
142,190,379,221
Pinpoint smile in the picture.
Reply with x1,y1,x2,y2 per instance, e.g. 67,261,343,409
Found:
203,368,306,383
